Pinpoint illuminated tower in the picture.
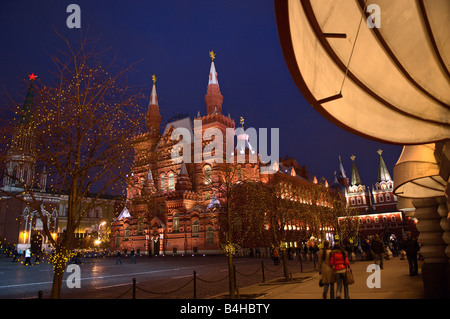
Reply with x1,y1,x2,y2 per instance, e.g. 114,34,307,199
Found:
2,74,37,191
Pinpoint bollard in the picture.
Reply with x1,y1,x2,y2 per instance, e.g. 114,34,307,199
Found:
233,264,237,293
261,260,265,282
38,290,43,299
132,277,136,299
193,270,197,299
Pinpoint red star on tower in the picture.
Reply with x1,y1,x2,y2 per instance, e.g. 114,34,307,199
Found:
28,73,38,80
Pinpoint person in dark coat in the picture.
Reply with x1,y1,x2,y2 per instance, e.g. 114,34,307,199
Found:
130,248,136,264
403,232,420,276
371,234,385,269
115,250,122,265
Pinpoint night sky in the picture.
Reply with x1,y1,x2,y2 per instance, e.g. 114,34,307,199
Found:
0,0,402,187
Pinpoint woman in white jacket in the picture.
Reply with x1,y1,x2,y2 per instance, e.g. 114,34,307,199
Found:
318,240,335,299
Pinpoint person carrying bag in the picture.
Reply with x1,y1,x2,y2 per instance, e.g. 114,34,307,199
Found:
318,240,335,299
345,265,355,285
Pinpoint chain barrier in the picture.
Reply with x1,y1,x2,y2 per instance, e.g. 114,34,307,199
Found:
235,266,261,277
114,287,133,299
134,277,194,296
263,263,283,272
196,275,228,284
38,258,313,299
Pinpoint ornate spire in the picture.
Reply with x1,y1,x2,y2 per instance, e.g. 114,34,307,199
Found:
205,51,223,115
350,155,362,186
150,75,158,106
338,155,347,179
377,149,392,182
19,75,36,124
146,75,161,134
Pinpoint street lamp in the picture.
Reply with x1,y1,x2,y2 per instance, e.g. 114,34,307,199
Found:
96,221,107,246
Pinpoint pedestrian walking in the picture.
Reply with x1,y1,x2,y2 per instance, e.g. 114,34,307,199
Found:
329,243,350,299
303,243,308,260
403,231,419,276
12,246,18,262
24,248,32,266
272,248,280,265
130,248,136,264
115,250,122,265
318,240,334,299
371,234,385,269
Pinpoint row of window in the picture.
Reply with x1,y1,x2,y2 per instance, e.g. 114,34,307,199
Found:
360,215,397,224
116,224,214,244
349,193,392,206
159,165,213,191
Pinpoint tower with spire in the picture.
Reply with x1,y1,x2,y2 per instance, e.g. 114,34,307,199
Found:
126,75,162,201
2,74,38,191
346,155,371,212
371,149,397,211
337,155,349,186
145,75,162,135
193,51,235,192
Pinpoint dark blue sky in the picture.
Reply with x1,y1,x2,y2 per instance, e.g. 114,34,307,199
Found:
0,0,402,186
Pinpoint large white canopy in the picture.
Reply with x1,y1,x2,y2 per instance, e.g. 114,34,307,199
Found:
275,0,450,144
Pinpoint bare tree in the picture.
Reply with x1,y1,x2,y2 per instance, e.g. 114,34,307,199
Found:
0,32,145,298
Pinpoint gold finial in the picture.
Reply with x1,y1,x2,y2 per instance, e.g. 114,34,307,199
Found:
377,149,383,156
209,51,216,61
240,116,245,127
152,74,156,84
350,155,356,161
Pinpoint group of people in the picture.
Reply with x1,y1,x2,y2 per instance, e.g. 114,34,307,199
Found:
11,247,38,266
318,241,351,299
115,248,136,265
318,232,421,299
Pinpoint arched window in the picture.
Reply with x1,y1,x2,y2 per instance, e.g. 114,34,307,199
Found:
173,213,179,233
379,194,384,202
124,226,129,241
12,166,18,181
192,220,199,237
386,193,391,201
357,197,362,205
366,217,371,224
374,217,379,223
168,172,175,190
206,227,214,244
203,165,212,184
115,232,120,247
160,174,165,191
391,215,396,222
